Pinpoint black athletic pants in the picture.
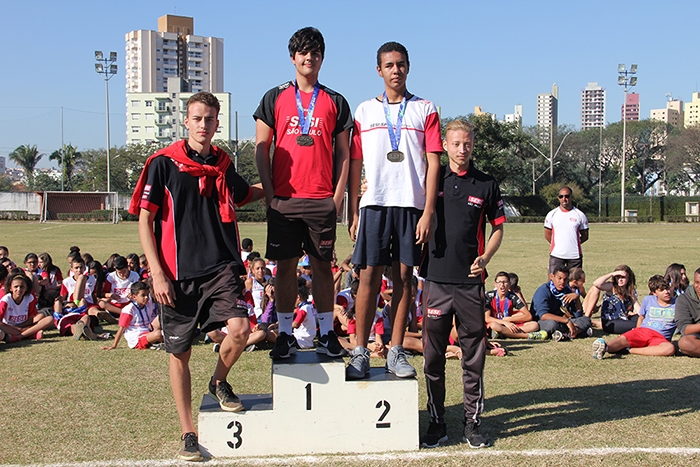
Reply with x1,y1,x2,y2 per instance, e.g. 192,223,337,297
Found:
422,280,486,425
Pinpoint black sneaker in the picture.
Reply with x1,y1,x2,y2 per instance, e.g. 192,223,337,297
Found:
269,332,298,359
421,421,448,448
178,432,203,461
209,379,245,412
462,421,490,448
316,331,345,357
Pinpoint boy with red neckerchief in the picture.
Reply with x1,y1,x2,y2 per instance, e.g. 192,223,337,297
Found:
130,91,264,462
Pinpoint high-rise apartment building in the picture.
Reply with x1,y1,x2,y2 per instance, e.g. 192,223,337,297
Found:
621,92,640,121
580,82,606,130
537,84,558,142
126,77,231,145
504,104,523,127
125,15,224,94
650,98,684,128
684,92,700,127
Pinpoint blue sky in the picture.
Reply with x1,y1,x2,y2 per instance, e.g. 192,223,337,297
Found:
1,0,698,168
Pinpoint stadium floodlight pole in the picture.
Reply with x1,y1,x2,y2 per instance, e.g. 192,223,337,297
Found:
618,63,637,222
95,51,118,194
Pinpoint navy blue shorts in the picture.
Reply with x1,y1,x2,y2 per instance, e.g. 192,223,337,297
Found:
352,206,423,267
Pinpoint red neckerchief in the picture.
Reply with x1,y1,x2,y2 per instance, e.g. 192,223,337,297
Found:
129,140,235,223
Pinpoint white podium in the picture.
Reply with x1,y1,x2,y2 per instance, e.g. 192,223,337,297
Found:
198,351,419,458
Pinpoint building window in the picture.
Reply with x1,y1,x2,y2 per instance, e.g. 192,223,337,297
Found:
146,114,153,120
131,100,139,107
131,127,140,133
146,101,153,107
131,114,140,120
146,126,154,134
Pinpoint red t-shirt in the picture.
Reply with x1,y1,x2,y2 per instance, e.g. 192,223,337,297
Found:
253,81,353,199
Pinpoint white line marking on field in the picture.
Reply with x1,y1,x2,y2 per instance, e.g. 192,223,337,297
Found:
7,447,700,467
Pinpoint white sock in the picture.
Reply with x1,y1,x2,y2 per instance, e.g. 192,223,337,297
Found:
316,311,334,336
278,312,294,335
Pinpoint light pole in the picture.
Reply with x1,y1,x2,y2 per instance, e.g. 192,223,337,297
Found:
617,63,637,221
95,51,117,193
528,131,572,188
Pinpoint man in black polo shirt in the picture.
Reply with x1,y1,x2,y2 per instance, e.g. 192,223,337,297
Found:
419,119,505,449
130,92,263,461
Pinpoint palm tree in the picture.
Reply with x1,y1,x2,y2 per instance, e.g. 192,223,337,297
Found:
9,144,43,190
49,144,82,191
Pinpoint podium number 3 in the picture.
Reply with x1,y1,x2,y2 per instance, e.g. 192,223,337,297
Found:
376,400,391,428
227,420,243,449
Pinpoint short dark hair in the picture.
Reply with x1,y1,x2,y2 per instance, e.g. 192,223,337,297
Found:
130,280,150,296
552,265,569,277
288,27,325,58
649,274,669,293
241,238,253,250
0,266,8,283
186,92,220,115
569,267,585,281
376,41,409,67
495,271,510,282
24,253,38,263
113,255,128,270
71,257,85,268
297,277,309,301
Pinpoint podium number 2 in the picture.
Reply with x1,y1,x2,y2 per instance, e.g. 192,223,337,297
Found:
227,420,243,449
376,400,391,428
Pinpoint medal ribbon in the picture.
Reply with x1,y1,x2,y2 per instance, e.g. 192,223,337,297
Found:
295,80,320,137
382,91,407,151
495,294,510,319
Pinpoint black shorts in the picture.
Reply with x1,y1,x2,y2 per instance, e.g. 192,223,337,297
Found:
266,196,336,262
160,263,249,354
352,206,422,267
548,256,583,274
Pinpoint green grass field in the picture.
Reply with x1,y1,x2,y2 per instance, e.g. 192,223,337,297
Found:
1,221,700,466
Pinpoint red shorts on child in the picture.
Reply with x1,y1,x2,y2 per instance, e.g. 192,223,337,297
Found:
622,327,668,348
135,333,150,350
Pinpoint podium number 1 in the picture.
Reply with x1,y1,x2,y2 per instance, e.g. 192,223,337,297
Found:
305,383,312,410
376,400,391,428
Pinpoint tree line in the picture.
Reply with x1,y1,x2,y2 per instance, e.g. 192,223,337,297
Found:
4,116,700,209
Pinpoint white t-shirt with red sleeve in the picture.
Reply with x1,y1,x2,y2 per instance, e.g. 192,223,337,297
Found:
351,95,442,209
107,270,141,304
119,298,157,348
60,275,97,304
0,294,37,326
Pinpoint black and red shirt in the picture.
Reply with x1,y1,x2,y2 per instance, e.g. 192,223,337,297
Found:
138,140,252,281
253,81,353,199
420,164,506,285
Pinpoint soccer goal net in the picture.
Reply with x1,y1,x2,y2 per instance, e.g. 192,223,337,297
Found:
40,191,119,223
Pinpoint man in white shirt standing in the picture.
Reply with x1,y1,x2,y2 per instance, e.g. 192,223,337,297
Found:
544,186,589,274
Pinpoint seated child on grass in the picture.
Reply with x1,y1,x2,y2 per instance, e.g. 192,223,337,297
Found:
0,271,53,342
98,255,140,317
293,277,317,350
101,281,162,350
592,274,676,359
485,271,545,340
54,257,99,340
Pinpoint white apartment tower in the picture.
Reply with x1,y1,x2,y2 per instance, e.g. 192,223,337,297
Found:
536,83,558,142
684,92,700,127
580,82,606,130
504,104,523,127
125,15,224,94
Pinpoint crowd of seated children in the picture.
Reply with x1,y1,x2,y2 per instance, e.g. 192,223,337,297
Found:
592,274,676,359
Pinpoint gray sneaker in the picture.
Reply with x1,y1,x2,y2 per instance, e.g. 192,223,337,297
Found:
385,345,417,378
346,346,370,380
